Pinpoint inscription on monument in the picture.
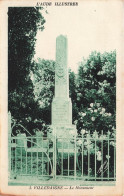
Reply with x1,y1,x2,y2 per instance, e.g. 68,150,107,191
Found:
52,101,68,125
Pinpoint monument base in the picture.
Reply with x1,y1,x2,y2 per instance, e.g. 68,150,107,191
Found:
48,124,77,138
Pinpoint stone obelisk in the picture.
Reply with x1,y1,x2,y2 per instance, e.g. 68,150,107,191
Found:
51,35,77,138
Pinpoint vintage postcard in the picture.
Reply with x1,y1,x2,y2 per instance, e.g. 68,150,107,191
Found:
0,0,124,195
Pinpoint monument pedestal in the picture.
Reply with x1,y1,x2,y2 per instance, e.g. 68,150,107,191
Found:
51,97,77,138
48,124,77,138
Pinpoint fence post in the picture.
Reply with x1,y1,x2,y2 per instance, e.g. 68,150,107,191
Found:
82,133,84,177
8,111,12,178
53,127,56,179
114,132,116,180
55,129,56,180
74,135,76,179
107,131,110,180
95,130,97,181
87,131,90,179
101,130,103,180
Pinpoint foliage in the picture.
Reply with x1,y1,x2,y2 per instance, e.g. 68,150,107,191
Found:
75,51,116,134
8,7,45,90
69,70,78,123
31,59,55,125
8,7,46,133
32,59,55,109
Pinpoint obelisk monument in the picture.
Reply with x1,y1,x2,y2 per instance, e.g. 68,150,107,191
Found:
51,35,77,138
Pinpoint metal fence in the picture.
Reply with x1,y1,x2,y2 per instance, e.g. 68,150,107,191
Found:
9,131,116,181
9,136,54,178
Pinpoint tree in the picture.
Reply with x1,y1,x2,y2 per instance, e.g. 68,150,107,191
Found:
31,58,55,125
69,70,78,123
75,51,116,135
8,7,46,134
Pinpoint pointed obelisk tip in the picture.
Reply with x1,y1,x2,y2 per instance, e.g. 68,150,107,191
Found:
8,111,11,115
56,35,67,40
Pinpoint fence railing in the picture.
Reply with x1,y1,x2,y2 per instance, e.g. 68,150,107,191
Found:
9,136,54,178
56,133,116,181
9,131,116,181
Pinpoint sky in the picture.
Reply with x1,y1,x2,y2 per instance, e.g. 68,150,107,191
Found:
34,1,120,73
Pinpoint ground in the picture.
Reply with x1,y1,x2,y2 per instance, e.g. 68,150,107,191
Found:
8,176,115,186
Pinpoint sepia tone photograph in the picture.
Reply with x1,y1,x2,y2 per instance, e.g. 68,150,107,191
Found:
0,0,123,195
